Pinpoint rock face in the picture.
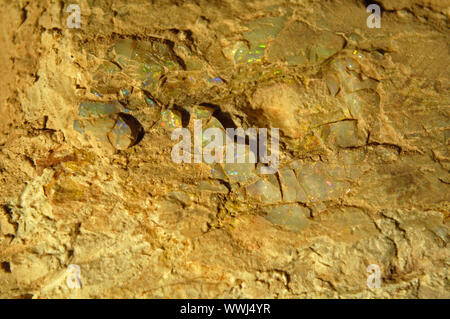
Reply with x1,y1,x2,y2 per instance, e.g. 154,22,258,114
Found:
0,0,449,299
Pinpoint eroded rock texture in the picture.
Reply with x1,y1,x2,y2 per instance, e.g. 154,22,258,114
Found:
0,0,449,298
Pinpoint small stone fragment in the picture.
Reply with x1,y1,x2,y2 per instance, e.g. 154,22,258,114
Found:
326,73,340,96
83,116,117,143
321,120,366,148
262,204,310,232
278,168,308,202
107,114,142,150
246,176,282,203
197,180,229,193
73,120,84,134
223,144,258,183
78,101,122,118
75,100,143,150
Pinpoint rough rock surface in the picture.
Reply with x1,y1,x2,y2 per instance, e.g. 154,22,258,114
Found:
0,0,449,298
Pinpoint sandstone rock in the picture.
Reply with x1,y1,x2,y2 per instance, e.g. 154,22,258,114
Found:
0,0,448,299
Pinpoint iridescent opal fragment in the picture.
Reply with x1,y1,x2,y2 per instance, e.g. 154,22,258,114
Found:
233,43,266,64
194,105,214,120
144,96,156,107
231,15,285,65
109,39,181,90
160,110,182,131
